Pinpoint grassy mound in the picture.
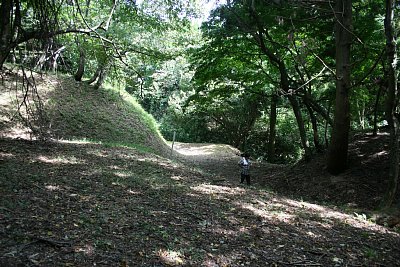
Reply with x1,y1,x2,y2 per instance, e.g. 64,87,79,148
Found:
0,71,169,156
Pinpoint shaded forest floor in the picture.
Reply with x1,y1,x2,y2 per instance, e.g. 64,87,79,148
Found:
1,134,400,266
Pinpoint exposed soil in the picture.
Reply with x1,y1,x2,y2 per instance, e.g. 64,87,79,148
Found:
1,134,399,266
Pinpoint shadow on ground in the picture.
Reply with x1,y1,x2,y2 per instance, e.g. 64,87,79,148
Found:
1,138,399,266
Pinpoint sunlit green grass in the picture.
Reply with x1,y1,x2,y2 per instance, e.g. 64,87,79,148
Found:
44,77,168,156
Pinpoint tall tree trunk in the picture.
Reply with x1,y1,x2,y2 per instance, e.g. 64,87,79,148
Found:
94,68,106,89
327,0,352,175
305,102,323,152
267,93,277,162
373,84,383,136
74,47,85,81
356,99,365,129
288,94,311,161
87,66,102,84
325,101,332,148
381,0,399,208
0,0,14,68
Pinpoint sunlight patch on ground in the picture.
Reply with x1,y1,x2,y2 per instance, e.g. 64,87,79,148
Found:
157,249,186,266
175,146,213,156
37,155,84,164
0,126,31,139
171,175,184,181
85,149,109,158
191,184,246,195
305,230,322,238
58,139,99,145
113,171,133,178
278,199,390,233
108,165,123,170
127,189,141,195
240,202,295,223
45,184,62,191
0,152,14,158
174,143,239,157
73,244,94,256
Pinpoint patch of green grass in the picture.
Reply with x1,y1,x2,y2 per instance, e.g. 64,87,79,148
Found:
101,141,156,154
363,247,378,259
41,76,169,156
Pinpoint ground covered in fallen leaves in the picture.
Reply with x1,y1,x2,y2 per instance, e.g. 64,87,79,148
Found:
1,135,400,266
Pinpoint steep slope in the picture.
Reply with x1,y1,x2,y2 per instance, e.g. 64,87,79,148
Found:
0,71,170,156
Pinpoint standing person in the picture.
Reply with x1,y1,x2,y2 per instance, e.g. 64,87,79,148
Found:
238,153,251,185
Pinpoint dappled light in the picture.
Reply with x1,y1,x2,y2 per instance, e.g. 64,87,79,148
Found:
1,135,399,266
126,189,141,195
58,139,99,145
240,202,296,223
113,171,133,178
175,145,214,156
86,149,110,158
0,152,14,158
73,244,95,256
37,155,84,165
44,184,62,191
157,249,186,266
191,184,246,195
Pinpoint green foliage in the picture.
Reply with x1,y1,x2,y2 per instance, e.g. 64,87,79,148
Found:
246,109,304,163
2,0,392,163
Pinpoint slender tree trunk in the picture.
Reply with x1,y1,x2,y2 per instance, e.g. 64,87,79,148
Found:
74,47,85,81
373,85,383,136
87,66,102,84
325,101,332,148
381,0,399,208
278,62,312,161
305,102,323,152
267,93,277,162
288,94,311,161
327,0,352,175
94,68,106,89
356,100,365,129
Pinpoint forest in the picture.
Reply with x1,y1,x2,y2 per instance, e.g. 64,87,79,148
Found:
1,0,400,266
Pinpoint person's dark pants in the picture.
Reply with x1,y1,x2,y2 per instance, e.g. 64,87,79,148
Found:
241,173,250,185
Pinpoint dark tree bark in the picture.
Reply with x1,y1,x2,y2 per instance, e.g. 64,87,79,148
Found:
93,68,106,89
381,0,399,208
287,93,311,161
267,93,277,162
305,101,323,152
74,47,85,81
327,0,352,175
0,0,15,67
87,66,102,85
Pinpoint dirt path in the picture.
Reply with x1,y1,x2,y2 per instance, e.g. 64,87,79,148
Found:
173,142,279,187
1,139,399,266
